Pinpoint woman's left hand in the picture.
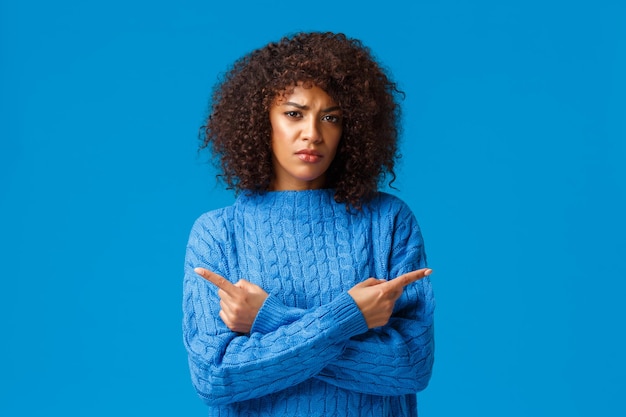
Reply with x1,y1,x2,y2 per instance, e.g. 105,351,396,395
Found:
194,267,268,333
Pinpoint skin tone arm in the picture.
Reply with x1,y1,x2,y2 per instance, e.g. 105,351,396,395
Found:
194,267,432,332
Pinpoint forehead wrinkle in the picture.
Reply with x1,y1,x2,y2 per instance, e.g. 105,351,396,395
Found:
282,101,308,110
281,102,342,113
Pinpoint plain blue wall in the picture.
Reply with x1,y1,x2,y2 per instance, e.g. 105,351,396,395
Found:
1,0,624,415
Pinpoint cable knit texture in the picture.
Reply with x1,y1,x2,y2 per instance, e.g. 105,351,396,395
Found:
182,189,435,416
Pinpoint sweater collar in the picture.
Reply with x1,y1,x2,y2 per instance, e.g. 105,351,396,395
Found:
234,189,342,219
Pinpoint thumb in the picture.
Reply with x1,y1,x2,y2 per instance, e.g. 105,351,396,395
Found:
360,277,384,287
235,279,267,295
234,279,251,289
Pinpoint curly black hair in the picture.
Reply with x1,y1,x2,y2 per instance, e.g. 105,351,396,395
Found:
201,31,404,209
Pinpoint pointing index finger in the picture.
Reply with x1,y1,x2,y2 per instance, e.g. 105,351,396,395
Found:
194,267,238,295
385,268,432,290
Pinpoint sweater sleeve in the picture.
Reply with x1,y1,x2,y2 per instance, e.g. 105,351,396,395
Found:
314,200,435,395
246,200,436,396
182,214,370,406
251,280,434,396
315,278,435,395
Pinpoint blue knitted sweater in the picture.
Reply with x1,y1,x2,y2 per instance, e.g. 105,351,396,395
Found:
183,189,435,416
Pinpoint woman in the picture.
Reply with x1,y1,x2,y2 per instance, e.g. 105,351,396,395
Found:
183,32,435,416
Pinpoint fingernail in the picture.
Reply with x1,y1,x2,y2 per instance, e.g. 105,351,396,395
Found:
425,269,432,275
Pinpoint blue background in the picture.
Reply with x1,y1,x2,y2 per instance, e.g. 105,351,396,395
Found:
1,0,625,415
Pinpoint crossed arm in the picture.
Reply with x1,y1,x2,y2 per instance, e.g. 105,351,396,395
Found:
190,267,434,398
194,266,432,333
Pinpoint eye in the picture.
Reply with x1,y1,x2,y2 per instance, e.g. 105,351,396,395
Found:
284,111,302,118
322,114,342,123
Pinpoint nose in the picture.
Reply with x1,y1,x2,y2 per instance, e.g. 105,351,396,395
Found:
302,118,322,143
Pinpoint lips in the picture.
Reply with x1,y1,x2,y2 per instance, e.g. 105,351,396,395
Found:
295,149,322,163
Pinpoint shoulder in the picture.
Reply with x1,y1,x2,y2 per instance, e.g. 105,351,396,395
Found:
193,205,234,228
367,192,423,237
368,192,415,219
371,191,408,206
189,205,236,243
185,206,237,272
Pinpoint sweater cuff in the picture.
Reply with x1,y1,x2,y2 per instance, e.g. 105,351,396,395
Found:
251,295,295,334
327,292,369,339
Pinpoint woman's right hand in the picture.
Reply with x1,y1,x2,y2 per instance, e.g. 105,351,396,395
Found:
348,268,432,329
194,267,268,333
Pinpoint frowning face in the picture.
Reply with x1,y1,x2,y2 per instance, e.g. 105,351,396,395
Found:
269,84,343,191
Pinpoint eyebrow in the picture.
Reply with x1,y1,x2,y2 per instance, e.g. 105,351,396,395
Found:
283,102,342,113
